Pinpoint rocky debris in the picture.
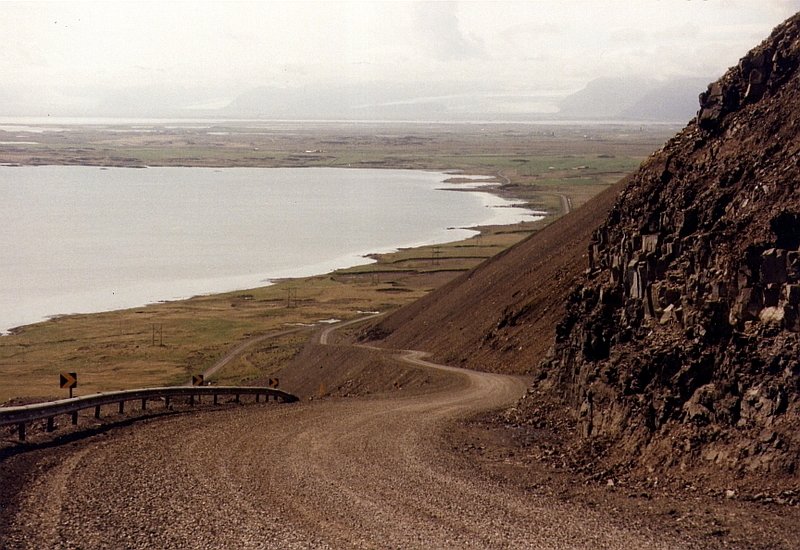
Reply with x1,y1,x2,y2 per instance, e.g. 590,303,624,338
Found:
522,13,800,489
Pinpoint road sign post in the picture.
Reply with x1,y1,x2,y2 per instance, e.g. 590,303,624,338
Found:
192,374,204,404
60,372,78,398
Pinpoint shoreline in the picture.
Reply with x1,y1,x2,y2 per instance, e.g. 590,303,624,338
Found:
0,168,550,402
1,165,545,337
0,121,659,399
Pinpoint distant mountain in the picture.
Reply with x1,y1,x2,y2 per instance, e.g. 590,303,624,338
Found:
558,76,710,122
223,82,487,121
0,76,712,122
223,82,572,121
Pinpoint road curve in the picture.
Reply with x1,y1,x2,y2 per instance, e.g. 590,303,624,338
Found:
3,320,689,549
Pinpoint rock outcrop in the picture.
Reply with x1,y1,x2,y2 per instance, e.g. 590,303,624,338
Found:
526,13,800,484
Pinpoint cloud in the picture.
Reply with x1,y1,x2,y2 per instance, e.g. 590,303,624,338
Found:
414,2,484,61
2,1,799,118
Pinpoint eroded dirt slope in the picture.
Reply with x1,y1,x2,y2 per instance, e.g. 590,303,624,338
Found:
364,178,628,375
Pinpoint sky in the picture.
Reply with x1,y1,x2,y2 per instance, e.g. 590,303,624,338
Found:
2,0,799,118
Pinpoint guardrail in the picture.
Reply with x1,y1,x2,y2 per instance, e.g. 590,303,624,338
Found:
0,386,298,441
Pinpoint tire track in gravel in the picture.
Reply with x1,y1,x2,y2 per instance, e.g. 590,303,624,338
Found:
4,446,92,548
3,317,696,549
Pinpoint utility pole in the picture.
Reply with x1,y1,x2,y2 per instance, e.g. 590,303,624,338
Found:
152,324,163,346
431,246,442,266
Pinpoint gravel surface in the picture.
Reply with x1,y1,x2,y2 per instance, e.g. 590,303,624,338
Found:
2,350,696,549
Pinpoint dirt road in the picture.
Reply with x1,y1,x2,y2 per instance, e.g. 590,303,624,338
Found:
2,323,692,549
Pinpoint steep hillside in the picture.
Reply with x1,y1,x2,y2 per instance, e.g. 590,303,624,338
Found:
364,178,626,375
367,13,800,489
522,13,800,486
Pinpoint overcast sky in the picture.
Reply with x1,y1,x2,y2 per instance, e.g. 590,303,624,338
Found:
2,1,799,117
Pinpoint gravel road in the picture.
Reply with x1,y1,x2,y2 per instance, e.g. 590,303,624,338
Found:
3,342,693,548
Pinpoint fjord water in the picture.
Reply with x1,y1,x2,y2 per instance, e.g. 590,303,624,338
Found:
0,166,535,333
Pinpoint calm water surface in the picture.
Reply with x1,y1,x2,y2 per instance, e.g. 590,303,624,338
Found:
0,166,537,333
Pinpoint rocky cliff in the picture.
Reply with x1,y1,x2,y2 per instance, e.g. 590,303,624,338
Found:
524,13,800,484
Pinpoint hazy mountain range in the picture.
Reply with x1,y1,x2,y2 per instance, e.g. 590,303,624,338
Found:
556,76,711,121
220,77,711,122
1,76,712,123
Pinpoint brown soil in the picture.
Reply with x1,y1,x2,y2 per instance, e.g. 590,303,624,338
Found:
449,413,800,549
363,176,629,375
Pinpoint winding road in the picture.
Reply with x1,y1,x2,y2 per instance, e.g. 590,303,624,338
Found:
2,318,690,549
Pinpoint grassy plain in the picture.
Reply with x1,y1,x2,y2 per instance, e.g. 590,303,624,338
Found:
0,121,677,402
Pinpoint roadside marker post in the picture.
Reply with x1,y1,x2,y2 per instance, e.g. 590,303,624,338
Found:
192,374,204,405
60,372,78,398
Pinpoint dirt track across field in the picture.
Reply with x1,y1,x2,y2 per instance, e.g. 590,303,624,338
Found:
197,326,312,384
0,318,701,549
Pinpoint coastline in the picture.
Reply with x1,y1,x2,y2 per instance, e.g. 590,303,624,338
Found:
0,120,663,399
0,166,540,336
0,166,552,402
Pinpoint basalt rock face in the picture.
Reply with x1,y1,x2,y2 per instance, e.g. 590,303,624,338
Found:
527,14,800,483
